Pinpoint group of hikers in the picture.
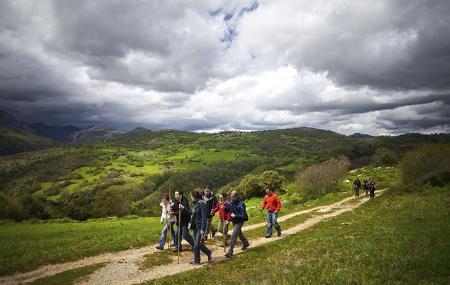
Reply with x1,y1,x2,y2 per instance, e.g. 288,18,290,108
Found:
156,187,282,265
352,177,376,198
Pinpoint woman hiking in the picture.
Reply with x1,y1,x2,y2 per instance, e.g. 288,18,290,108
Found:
190,190,213,265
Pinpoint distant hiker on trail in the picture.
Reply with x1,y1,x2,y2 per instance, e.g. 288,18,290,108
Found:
155,194,176,250
353,177,361,198
363,179,370,196
203,187,218,238
369,179,376,198
170,191,195,252
211,193,231,247
224,191,250,258
190,191,213,265
260,187,282,238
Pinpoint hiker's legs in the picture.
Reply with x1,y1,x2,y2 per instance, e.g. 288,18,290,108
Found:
224,222,229,244
206,216,217,236
266,212,274,236
181,224,195,248
238,223,249,246
228,222,242,254
159,223,168,248
217,220,224,234
272,212,281,234
169,222,176,246
193,229,211,263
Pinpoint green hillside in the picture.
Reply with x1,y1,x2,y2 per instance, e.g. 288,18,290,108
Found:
0,127,58,155
0,128,449,221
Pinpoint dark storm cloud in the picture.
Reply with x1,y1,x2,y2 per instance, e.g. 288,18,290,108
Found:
0,0,449,134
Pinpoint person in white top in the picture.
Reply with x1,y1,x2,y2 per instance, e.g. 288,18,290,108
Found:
156,194,176,250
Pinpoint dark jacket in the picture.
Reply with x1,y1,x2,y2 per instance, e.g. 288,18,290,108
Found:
203,193,218,218
171,196,191,226
353,178,361,188
194,199,208,232
225,199,247,224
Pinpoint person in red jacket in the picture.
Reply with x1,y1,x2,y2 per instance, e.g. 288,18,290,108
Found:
260,187,282,238
211,193,231,247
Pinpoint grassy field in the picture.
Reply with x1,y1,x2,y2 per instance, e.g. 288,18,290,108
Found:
0,189,356,277
146,185,450,285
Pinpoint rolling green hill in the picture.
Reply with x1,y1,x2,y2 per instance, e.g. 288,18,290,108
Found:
0,127,449,221
0,127,58,155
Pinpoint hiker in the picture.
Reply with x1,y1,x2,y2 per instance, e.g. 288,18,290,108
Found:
260,187,282,238
363,179,370,196
353,177,361,198
155,194,176,250
190,191,213,265
211,193,232,247
224,190,250,258
170,191,195,252
369,179,376,198
203,187,218,238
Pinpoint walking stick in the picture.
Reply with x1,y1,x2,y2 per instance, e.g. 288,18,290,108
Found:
177,203,181,264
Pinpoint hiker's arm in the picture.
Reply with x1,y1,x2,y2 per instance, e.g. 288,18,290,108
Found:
276,195,281,213
260,196,267,210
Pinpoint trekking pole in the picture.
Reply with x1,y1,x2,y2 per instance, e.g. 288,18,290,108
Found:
177,205,181,264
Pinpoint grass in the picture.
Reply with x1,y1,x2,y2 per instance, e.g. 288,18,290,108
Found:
0,189,356,277
0,217,161,276
145,185,450,285
137,252,173,271
29,263,106,285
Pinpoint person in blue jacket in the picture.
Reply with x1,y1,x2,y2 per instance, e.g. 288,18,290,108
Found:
190,190,213,265
224,190,250,258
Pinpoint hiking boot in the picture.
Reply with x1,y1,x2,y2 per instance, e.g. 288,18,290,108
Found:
224,251,233,258
277,231,282,237
212,228,217,238
241,243,249,250
155,245,164,250
172,247,182,252
208,254,213,264
189,261,201,265
265,235,272,238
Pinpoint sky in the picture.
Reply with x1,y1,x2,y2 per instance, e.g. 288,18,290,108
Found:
0,0,449,135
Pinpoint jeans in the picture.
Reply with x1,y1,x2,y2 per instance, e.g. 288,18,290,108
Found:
218,220,230,245
266,211,281,236
158,222,176,248
193,229,211,263
174,223,195,250
228,221,249,254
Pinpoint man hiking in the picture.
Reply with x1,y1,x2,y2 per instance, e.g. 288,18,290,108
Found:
224,190,250,258
155,194,176,250
369,179,376,198
170,191,195,252
260,187,282,238
203,186,218,239
211,193,231,247
353,177,362,198
190,191,213,265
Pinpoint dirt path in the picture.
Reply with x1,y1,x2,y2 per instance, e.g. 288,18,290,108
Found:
0,190,386,285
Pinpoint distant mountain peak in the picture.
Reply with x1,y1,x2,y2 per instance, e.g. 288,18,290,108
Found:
349,133,373,138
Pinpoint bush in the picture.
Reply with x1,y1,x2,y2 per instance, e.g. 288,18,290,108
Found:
295,156,350,199
233,170,285,199
399,144,450,186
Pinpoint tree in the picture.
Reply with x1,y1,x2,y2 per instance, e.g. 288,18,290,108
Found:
296,156,350,199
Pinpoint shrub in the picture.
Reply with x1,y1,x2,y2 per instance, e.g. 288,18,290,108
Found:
295,156,350,199
399,144,450,186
